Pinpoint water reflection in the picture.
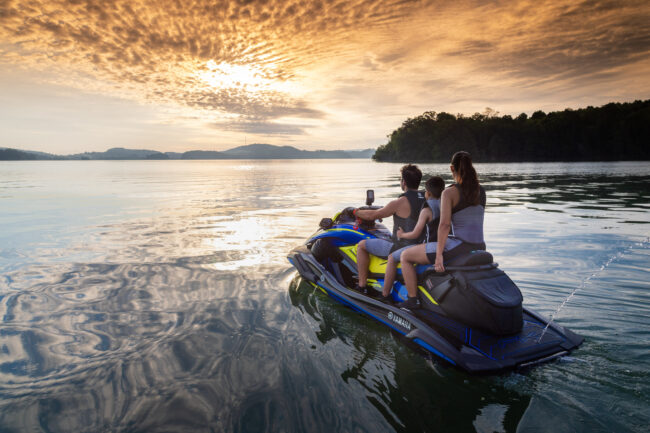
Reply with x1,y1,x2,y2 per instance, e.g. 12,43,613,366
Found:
288,276,532,432
480,173,650,216
0,160,648,432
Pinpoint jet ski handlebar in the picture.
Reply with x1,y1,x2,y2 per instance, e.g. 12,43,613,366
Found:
331,205,383,228
337,205,380,218
331,190,381,226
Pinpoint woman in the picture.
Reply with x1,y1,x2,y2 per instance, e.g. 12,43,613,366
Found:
398,151,486,309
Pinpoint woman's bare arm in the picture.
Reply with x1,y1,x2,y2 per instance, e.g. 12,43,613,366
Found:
434,188,457,272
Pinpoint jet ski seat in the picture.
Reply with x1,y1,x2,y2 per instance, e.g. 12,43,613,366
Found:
446,251,493,267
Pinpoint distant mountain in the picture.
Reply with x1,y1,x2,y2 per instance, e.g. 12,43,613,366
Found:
311,149,376,159
220,144,375,159
222,144,299,158
0,148,37,160
164,152,184,159
68,147,168,160
180,150,228,159
0,144,376,160
0,147,63,160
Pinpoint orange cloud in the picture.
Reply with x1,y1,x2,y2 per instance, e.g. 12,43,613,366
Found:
1,0,649,141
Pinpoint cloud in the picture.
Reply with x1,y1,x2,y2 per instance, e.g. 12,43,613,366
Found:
214,120,309,135
1,1,424,122
437,0,650,89
1,0,649,149
448,40,495,57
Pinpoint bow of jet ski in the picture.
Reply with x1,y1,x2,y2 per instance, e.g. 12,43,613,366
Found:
287,190,583,373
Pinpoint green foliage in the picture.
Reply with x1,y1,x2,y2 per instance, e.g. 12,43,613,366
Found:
373,100,650,162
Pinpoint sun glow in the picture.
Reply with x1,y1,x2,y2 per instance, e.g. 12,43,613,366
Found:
197,60,295,93
205,215,272,271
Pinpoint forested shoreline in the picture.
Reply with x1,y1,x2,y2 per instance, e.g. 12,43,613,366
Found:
373,100,650,162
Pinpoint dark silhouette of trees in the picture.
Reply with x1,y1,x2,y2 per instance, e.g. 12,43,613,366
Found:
373,100,650,162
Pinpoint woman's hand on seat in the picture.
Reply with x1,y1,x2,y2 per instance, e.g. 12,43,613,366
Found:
434,256,445,273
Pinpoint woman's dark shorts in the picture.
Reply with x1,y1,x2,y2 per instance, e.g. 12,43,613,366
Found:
425,241,487,264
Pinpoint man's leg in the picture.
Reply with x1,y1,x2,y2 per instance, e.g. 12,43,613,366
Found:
358,238,393,291
382,253,397,297
357,240,369,288
382,246,409,297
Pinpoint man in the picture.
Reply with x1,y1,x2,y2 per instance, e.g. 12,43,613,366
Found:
353,164,424,297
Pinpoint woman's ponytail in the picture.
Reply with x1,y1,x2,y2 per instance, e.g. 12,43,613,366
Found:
451,151,480,205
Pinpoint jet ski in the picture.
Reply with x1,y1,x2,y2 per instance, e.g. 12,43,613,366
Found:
287,190,583,374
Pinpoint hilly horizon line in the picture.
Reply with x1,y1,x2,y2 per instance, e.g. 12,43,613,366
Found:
85,143,375,155
0,143,377,160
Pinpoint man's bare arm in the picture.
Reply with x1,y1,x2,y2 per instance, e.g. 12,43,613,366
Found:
355,197,403,220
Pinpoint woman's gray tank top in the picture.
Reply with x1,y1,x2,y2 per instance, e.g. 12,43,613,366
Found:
450,184,486,246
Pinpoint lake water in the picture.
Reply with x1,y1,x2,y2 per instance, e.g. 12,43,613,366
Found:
0,160,648,432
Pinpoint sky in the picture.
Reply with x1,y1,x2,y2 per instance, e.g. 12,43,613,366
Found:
1,0,649,154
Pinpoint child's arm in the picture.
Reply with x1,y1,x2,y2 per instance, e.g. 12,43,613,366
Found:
397,208,432,239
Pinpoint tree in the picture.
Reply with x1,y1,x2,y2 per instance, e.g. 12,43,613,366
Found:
372,100,650,162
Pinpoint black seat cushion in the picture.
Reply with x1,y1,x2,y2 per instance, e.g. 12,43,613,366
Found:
446,251,493,266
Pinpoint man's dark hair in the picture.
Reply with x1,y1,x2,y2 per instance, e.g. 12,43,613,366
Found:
425,176,445,198
400,164,422,189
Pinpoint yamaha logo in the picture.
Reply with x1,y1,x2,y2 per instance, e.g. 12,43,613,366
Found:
387,311,412,330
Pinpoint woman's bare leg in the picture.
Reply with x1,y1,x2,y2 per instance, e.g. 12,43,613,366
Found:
400,244,431,298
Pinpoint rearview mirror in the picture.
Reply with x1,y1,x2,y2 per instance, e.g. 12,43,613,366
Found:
366,189,374,206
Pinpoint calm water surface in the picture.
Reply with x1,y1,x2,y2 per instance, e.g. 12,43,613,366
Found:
0,160,648,432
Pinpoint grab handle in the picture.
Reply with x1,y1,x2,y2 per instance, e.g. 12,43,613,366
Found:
444,262,498,272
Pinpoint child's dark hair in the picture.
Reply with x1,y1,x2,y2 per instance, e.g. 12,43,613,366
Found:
425,176,445,198
400,164,422,190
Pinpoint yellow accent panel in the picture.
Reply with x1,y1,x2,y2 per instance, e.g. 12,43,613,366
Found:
340,245,357,261
339,244,404,274
418,286,438,305
325,228,370,236
367,279,381,289
369,256,388,274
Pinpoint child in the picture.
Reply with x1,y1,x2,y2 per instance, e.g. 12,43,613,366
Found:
380,176,445,302
397,176,445,243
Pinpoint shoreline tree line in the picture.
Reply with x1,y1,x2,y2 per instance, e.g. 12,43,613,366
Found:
372,99,650,162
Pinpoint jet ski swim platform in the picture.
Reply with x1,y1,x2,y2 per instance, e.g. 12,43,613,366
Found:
287,192,583,374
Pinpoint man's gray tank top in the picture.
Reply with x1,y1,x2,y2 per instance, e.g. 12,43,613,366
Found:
391,189,425,251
